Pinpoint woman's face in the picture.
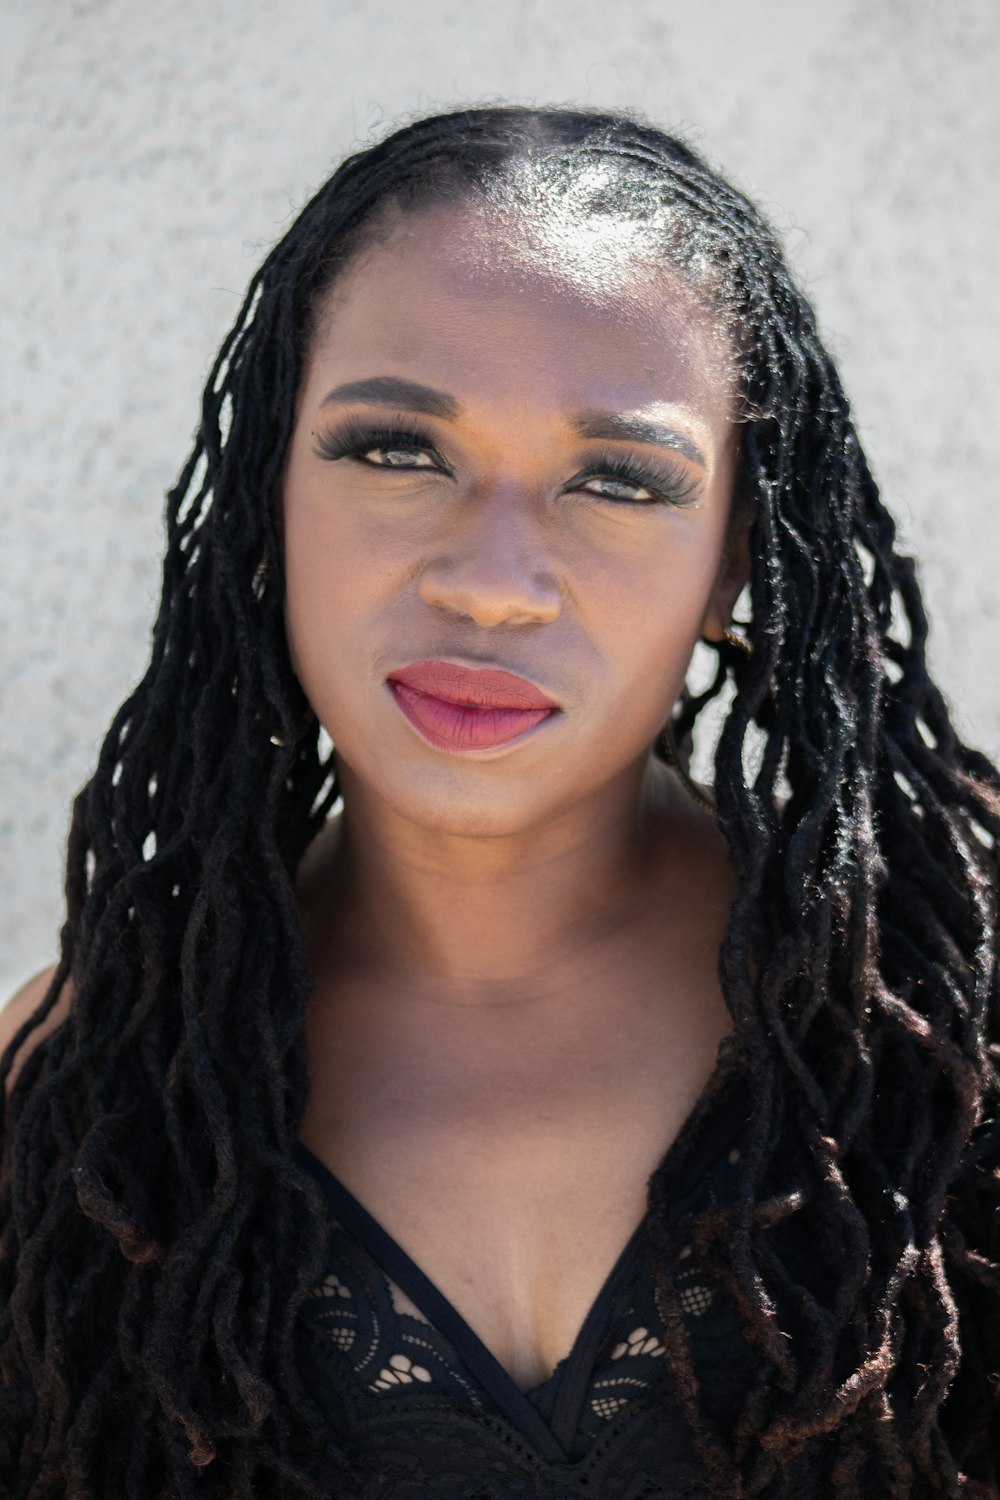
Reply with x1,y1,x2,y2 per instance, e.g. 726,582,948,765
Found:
282,201,747,837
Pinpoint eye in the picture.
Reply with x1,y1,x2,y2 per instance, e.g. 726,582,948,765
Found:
579,474,659,504
367,444,435,468
312,419,452,475
570,452,700,508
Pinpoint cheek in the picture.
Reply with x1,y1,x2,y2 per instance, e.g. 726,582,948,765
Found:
591,526,724,678
281,472,428,745
578,533,724,757
282,464,369,703
283,551,387,755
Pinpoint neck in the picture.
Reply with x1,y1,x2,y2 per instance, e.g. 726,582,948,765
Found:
298,753,692,1004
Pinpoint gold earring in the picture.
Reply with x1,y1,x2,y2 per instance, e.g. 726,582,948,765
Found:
722,627,752,656
718,626,779,709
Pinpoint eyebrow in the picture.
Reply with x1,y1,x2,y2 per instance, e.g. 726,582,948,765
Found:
320,377,459,421
320,377,706,466
568,411,705,466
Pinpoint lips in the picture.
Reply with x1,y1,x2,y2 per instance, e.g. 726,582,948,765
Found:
386,660,560,752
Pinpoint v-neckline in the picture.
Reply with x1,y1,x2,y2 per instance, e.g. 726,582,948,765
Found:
294,1139,644,1462
294,1042,749,1463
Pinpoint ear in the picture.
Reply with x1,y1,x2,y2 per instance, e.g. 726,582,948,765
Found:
700,508,752,642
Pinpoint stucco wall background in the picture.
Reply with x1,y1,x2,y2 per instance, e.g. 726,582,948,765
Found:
1,0,997,1001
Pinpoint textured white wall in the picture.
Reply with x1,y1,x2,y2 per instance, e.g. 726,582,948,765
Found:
1,0,998,999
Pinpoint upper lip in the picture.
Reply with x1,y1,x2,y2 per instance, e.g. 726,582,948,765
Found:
387,660,561,710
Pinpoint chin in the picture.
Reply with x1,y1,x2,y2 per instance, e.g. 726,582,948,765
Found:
398,779,561,840
354,756,576,841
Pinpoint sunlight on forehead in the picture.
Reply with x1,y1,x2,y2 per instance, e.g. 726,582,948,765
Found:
309,163,738,428
453,192,665,305
503,164,656,282
452,154,722,314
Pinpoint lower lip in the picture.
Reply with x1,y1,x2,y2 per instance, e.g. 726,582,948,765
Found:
388,681,556,753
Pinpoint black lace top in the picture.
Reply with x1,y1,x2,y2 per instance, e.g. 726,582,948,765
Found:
293,1060,761,1497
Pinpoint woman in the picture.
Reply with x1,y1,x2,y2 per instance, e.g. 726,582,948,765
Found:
1,105,997,1499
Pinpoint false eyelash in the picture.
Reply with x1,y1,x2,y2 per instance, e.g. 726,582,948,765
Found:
312,416,450,470
572,450,701,508
312,417,701,508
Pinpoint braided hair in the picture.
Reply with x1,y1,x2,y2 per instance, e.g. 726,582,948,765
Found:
1,106,997,1498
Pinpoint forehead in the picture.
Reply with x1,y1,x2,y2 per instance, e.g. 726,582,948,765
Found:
306,201,736,420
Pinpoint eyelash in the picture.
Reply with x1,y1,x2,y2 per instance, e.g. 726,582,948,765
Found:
570,451,699,508
312,417,700,508
313,418,454,474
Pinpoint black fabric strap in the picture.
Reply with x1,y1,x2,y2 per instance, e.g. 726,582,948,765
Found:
293,1064,750,1463
546,1227,644,1452
295,1143,573,1463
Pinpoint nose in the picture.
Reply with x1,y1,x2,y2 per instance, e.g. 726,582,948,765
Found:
417,482,562,628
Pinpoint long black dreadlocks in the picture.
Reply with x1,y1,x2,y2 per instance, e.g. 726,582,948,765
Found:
1,106,998,1499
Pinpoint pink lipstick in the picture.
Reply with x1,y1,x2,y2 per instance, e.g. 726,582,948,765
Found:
386,661,559,753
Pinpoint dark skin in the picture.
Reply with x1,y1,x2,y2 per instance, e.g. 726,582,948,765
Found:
3,203,750,1392
284,202,752,1391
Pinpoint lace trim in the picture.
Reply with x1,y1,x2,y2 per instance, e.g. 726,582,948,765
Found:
299,1151,745,1461
295,1062,753,1487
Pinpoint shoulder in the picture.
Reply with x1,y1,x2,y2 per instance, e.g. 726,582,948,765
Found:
1,965,74,1102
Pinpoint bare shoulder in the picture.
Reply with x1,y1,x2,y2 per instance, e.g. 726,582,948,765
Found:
1,965,74,1101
